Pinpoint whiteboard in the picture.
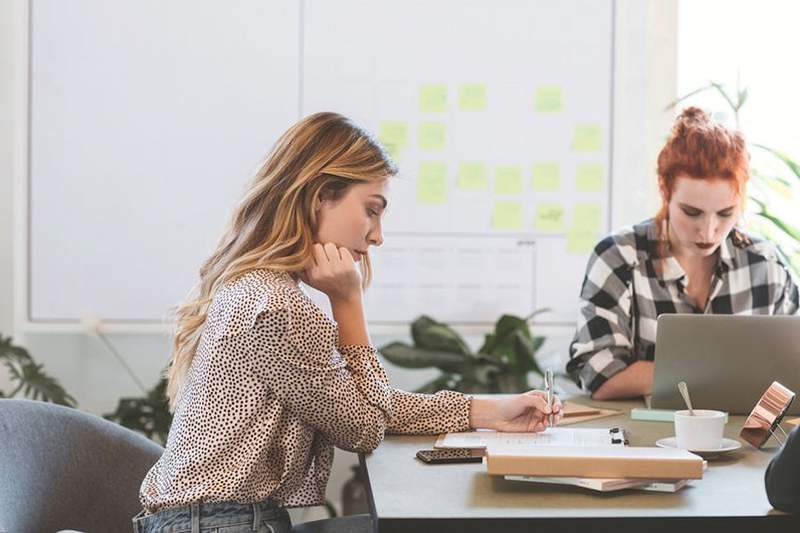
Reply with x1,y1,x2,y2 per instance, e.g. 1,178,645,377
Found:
26,0,613,327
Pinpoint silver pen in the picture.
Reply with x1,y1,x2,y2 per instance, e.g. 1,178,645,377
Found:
545,369,554,428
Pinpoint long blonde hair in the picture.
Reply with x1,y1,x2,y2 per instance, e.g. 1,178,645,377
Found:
166,112,397,409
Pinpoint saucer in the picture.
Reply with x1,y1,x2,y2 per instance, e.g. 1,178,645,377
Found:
655,436,742,457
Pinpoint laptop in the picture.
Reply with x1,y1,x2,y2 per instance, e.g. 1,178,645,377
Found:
652,314,800,415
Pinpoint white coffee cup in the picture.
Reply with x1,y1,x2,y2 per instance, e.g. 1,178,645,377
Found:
674,409,726,450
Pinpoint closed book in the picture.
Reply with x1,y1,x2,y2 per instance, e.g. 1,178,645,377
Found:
486,446,703,480
505,475,689,493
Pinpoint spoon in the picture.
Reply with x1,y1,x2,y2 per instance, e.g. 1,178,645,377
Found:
677,381,695,416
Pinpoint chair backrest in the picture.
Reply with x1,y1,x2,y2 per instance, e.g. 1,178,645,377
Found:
0,399,164,533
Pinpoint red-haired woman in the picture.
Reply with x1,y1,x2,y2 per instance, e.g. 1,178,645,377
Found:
567,107,799,401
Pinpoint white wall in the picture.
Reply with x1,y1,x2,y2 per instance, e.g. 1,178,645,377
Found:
0,0,677,518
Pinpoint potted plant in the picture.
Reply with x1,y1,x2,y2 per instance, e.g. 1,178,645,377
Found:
379,311,548,394
0,335,76,406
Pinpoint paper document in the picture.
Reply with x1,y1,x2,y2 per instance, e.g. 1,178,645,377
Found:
435,427,624,451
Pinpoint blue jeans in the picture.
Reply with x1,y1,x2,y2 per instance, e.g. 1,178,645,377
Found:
132,499,292,533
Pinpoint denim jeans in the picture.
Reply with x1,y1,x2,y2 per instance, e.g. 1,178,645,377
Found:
132,499,292,533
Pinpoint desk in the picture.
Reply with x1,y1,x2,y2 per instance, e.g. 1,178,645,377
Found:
360,397,799,532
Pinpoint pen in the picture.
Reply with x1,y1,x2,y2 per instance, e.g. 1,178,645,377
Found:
545,369,554,428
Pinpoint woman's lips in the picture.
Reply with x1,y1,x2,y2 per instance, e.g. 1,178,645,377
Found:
695,242,715,250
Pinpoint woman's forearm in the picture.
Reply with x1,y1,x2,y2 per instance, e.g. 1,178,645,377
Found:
592,361,654,400
331,296,370,346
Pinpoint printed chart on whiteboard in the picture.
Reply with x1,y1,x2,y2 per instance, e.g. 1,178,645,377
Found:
303,0,614,325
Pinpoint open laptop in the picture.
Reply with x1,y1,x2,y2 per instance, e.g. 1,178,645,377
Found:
652,314,800,415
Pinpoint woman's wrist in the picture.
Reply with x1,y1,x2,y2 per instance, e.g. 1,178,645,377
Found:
469,397,499,430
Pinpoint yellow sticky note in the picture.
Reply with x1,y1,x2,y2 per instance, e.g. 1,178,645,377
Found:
492,202,523,230
419,84,448,113
573,124,603,152
573,203,602,232
534,203,565,233
457,162,487,191
532,163,560,192
458,84,487,111
378,121,408,160
566,227,597,254
535,86,563,113
495,166,523,194
576,164,604,192
418,161,447,204
419,122,446,151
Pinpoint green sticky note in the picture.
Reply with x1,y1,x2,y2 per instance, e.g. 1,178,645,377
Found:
418,161,447,204
576,164,604,192
532,162,560,192
492,202,523,230
535,86,563,113
418,122,446,151
566,227,597,254
378,121,408,154
457,162,487,191
458,83,487,111
534,203,565,232
495,166,523,194
573,124,603,152
573,203,602,232
419,84,448,113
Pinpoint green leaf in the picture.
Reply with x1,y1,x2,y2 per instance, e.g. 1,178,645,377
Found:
14,361,76,407
414,374,457,394
410,315,471,355
754,144,800,182
379,342,472,373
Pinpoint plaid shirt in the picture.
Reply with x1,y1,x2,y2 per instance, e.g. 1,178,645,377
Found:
567,218,799,393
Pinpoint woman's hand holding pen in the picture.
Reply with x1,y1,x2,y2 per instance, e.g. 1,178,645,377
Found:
469,391,562,432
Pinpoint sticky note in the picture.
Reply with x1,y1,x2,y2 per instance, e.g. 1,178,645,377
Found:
535,86,563,113
378,121,408,159
418,161,447,204
576,164,604,192
534,203,565,233
492,202,523,230
495,166,523,194
573,124,603,152
457,162,488,191
458,84,487,111
419,84,448,113
419,122,446,151
532,163,560,192
573,203,602,232
566,227,597,254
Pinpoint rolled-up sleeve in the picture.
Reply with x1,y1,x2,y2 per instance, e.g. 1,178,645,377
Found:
567,236,636,393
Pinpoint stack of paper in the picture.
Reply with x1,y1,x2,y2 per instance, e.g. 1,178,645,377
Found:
504,475,689,493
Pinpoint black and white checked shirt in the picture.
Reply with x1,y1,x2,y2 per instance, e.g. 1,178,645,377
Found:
567,219,799,393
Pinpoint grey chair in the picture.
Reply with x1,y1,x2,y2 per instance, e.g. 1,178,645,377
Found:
0,398,163,533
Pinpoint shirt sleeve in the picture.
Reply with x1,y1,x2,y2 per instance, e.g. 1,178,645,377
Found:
765,426,800,512
775,264,800,316
566,236,636,393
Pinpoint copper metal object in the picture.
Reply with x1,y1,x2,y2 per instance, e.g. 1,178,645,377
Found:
740,381,795,449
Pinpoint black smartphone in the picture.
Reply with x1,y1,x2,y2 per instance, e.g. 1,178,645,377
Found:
416,448,483,464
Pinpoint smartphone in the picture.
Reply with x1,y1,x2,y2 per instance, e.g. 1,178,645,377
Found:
416,448,483,464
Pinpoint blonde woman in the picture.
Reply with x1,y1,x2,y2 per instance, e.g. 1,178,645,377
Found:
133,112,562,533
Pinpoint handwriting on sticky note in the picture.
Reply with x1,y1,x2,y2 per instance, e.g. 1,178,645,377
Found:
459,84,487,111
576,164,604,192
418,161,447,204
458,162,487,190
573,203,602,232
535,86,563,113
532,163,560,192
495,166,523,194
419,84,448,113
534,203,565,232
419,122,446,151
573,125,602,152
492,202,523,230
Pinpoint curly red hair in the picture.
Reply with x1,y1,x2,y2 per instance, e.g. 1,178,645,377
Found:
655,107,750,254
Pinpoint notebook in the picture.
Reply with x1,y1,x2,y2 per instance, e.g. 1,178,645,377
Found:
485,446,704,480
435,427,626,452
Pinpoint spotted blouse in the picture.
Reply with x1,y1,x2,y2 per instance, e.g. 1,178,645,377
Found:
139,269,471,512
